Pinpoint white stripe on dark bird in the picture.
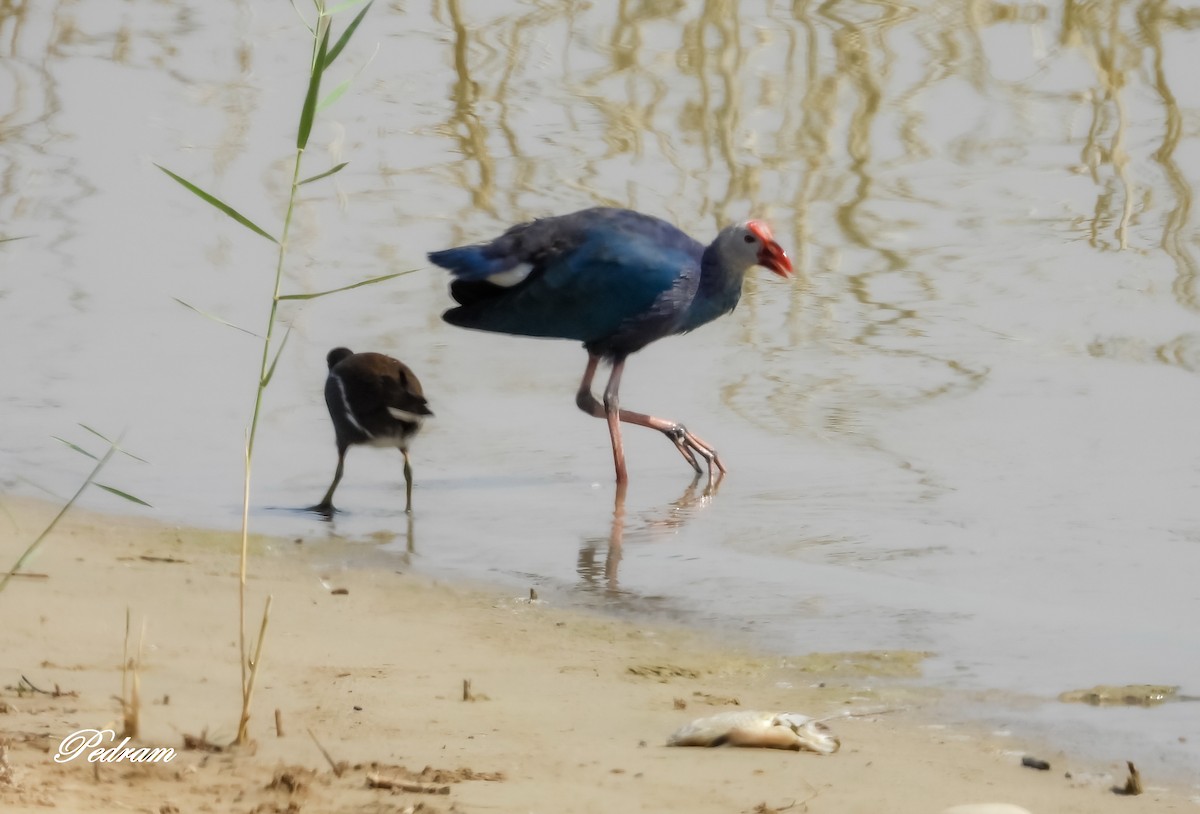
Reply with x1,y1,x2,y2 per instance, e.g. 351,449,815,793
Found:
311,347,433,515
429,207,792,485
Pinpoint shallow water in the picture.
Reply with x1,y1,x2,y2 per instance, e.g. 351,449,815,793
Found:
3,0,1199,782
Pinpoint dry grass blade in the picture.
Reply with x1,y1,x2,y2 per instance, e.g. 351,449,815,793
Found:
1119,761,1143,795
365,772,450,794
118,610,145,739
0,738,16,788
235,595,272,745
307,728,345,776
155,165,279,244
182,730,224,753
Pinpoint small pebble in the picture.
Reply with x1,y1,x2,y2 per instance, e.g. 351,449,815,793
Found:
1021,756,1051,771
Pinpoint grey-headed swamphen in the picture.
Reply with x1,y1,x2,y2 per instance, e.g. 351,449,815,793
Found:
429,207,792,485
312,347,433,515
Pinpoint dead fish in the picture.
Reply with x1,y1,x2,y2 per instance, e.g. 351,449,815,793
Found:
666,710,840,754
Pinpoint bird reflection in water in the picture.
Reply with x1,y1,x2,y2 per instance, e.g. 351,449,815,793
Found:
576,475,722,594
313,510,417,567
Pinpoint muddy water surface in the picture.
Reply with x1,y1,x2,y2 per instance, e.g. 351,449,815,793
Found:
2,0,1199,781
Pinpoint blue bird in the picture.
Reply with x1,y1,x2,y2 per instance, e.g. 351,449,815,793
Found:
429,207,792,485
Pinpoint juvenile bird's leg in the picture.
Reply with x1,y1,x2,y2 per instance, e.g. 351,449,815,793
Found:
575,353,727,484
400,448,414,514
311,444,348,515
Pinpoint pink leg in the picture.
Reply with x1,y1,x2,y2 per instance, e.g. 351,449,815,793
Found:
575,354,726,484
576,354,628,483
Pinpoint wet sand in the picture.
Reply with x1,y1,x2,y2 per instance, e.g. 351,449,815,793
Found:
1,496,1194,813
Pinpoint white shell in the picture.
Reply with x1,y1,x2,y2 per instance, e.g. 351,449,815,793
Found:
941,805,1033,814
667,710,840,755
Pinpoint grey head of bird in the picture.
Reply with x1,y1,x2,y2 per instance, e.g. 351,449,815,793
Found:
711,220,793,278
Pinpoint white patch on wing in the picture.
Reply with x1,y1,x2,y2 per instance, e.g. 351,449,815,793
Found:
332,374,373,439
387,407,426,423
487,262,533,287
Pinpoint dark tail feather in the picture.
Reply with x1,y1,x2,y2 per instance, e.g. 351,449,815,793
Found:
448,278,508,306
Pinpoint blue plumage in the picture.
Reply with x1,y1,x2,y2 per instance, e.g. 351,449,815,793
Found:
430,206,793,484
434,208,708,357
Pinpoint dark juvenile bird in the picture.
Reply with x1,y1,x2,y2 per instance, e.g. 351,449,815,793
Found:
429,206,792,484
312,347,433,514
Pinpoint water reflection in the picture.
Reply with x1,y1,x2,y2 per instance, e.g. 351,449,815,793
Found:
326,510,417,563
1137,1,1198,313
576,477,719,596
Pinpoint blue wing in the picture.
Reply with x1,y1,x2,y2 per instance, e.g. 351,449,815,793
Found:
433,209,703,349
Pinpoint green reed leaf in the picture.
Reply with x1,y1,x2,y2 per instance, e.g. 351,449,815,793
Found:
78,424,149,463
290,0,315,35
261,326,292,389
321,41,379,112
324,1,373,68
52,437,98,460
298,162,349,186
297,25,331,150
277,270,413,301
156,165,279,244
95,483,152,507
318,77,352,111
173,298,261,338
1,235,30,244
76,424,115,446
327,0,371,17
1,436,122,594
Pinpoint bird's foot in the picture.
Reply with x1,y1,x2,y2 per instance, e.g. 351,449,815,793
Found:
306,502,337,520
663,425,725,486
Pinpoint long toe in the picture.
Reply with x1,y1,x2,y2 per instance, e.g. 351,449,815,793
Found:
678,428,724,485
663,427,704,473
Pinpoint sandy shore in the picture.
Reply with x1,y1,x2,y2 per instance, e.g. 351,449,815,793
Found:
0,496,1194,813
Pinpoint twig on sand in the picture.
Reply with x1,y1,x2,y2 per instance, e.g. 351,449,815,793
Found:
1117,761,1143,796
307,728,345,777
181,730,224,753
366,773,450,795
